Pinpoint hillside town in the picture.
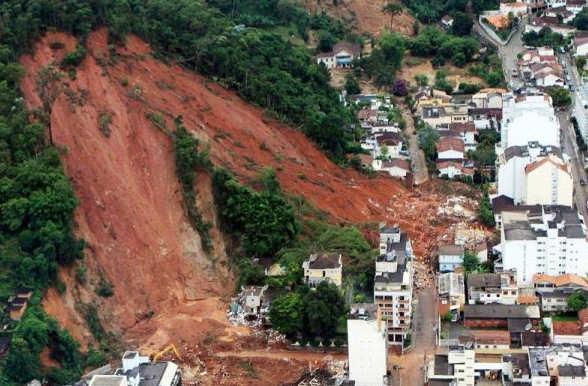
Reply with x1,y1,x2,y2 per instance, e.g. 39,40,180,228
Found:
8,0,588,386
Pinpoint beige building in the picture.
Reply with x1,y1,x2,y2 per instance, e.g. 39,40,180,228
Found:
303,253,342,288
524,155,573,207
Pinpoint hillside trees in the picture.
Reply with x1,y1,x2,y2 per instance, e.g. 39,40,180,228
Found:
213,168,299,258
359,32,405,87
408,27,479,67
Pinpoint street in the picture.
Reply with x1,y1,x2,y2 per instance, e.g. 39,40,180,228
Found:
491,24,588,224
401,106,429,185
389,263,437,386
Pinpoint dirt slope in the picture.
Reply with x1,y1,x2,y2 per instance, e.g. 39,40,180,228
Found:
302,0,416,37
20,29,470,355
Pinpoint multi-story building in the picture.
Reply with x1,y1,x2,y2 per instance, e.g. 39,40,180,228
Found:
426,346,475,386
529,348,551,386
466,271,518,305
533,274,588,312
498,205,588,284
374,225,414,349
438,272,465,321
347,304,388,386
496,144,572,207
499,94,560,153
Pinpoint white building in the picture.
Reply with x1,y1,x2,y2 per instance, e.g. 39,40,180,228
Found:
529,348,551,386
466,271,518,305
426,346,475,386
498,206,588,285
438,272,465,320
91,351,181,386
497,143,572,207
437,136,465,160
347,304,388,386
525,155,573,207
500,94,560,152
574,36,588,57
438,244,465,272
316,42,361,69
374,225,414,348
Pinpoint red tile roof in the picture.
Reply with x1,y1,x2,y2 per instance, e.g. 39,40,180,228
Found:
436,137,465,153
553,320,582,336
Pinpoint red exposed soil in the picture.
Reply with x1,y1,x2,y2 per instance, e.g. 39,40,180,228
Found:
20,29,475,383
302,0,416,37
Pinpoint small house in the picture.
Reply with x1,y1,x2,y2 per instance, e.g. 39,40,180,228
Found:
303,253,343,288
436,137,465,160
438,244,465,273
316,42,361,69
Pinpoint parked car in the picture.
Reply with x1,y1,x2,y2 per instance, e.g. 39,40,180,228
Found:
581,179,586,186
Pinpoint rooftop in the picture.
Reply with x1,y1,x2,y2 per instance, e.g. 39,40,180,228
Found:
553,320,582,336
438,244,464,256
348,303,379,320
434,354,454,376
503,353,530,378
529,348,549,377
306,253,341,270
436,137,465,153
533,274,588,288
467,273,502,288
89,375,127,386
464,304,540,319
558,365,586,377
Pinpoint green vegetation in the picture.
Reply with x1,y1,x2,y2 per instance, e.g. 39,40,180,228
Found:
546,86,572,108
573,7,588,30
60,44,87,69
434,69,454,94
523,28,567,48
451,12,473,37
468,129,499,168
416,119,439,164
478,189,496,227
344,73,361,95
358,32,405,87
98,111,113,137
172,118,213,252
571,117,588,152
469,50,504,87
567,291,588,312
408,27,479,67
269,281,346,344
213,168,298,258
401,0,468,23
463,251,481,272
457,82,482,94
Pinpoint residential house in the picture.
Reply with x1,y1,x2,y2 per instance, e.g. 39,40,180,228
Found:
418,97,470,129
534,274,588,312
316,42,361,69
374,132,403,159
425,346,475,386
521,331,550,348
438,272,465,320
437,160,474,179
545,6,575,23
347,304,388,386
463,304,540,328
566,0,587,14
551,320,583,344
374,226,414,349
491,194,516,229
574,35,588,58
499,2,529,17
466,271,518,305
546,0,566,7
110,351,182,386
7,289,33,322
498,205,588,284
438,244,465,273
468,107,502,130
471,89,505,109
437,137,465,160
373,159,410,179
302,253,343,288
525,16,576,36
460,330,511,351
446,122,478,151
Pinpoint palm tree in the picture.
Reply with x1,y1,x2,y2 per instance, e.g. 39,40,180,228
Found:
383,3,404,28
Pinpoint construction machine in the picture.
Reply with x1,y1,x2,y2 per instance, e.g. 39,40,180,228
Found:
151,344,182,362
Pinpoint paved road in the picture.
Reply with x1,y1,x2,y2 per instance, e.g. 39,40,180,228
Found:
498,27,524,89
389,263,436,386
401,107,429,185
556,54,588,221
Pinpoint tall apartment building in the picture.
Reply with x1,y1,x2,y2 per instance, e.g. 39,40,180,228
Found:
496,143,572,207
374,225,414,349
347,304,388,386
499,206,588,284
500,93,560,152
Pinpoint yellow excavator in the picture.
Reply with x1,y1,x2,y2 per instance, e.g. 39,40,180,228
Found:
151,344,182,362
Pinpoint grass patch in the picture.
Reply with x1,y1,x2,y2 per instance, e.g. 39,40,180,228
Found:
98,112,113,137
